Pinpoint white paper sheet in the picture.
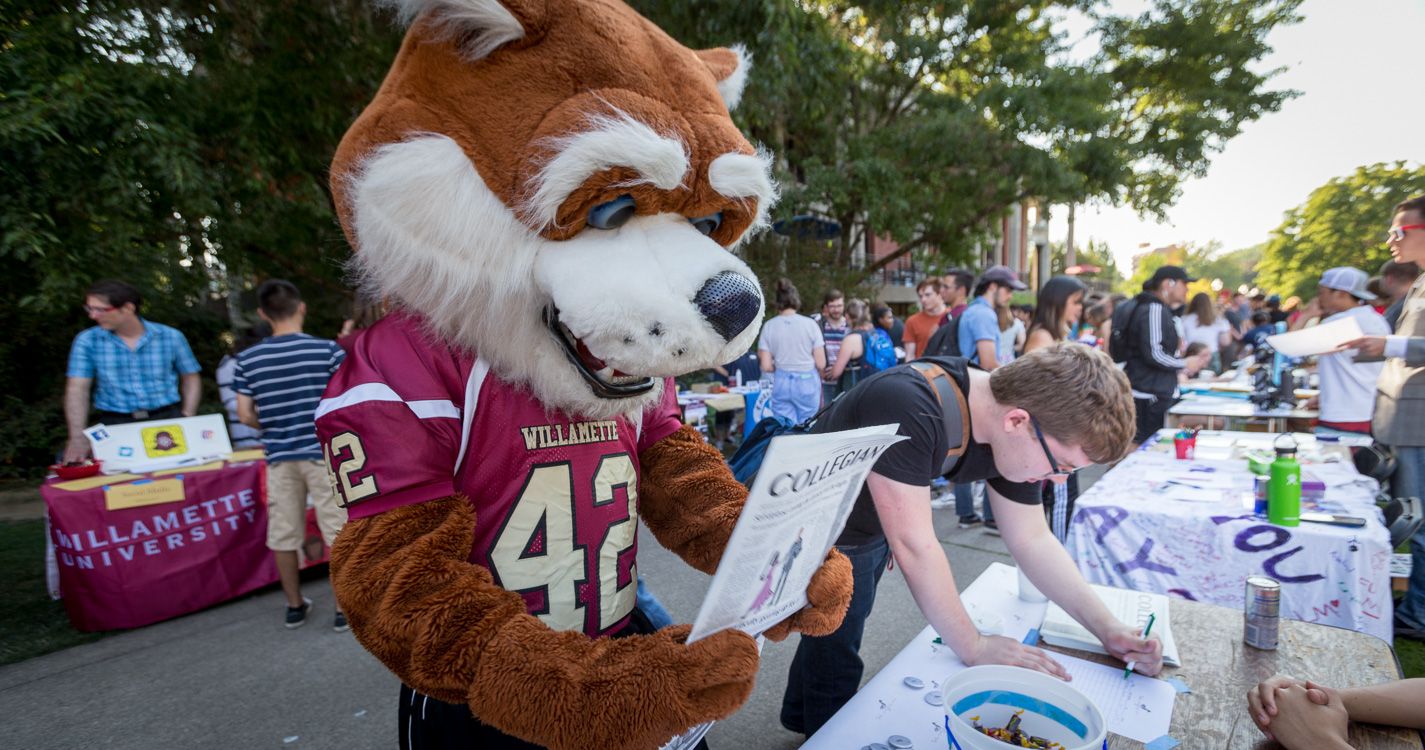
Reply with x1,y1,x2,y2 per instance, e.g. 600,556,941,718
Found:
1047,652,1177,743
1264,316,1365,357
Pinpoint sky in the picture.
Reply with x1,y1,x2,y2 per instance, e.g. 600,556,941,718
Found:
1047,0,1425,274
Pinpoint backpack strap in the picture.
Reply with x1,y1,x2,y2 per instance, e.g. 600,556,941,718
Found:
907,361,971,475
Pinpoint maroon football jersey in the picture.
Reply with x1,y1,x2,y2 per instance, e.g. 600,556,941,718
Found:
315,311,684,638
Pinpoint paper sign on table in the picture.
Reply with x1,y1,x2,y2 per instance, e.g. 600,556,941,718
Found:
1048,651,1177,743
227,449,267,462
151,461,225,477
52,473,143,492
1264,316,1364,357
104,477,185,510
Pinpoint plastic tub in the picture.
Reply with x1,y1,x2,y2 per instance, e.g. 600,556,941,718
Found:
941,665,1107,750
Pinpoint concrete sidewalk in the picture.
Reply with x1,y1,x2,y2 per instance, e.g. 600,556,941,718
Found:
1,477,1092,749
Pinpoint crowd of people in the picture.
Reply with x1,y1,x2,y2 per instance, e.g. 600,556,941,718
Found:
58,197,1425,748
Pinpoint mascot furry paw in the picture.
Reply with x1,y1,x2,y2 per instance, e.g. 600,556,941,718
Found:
314,1,854,748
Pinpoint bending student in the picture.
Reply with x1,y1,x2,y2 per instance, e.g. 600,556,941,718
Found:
779,342,1163,737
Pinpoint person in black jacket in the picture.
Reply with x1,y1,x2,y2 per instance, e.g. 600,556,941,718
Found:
1119,265,1195,447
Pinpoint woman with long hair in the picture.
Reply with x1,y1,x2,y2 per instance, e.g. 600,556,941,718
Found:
825,299,887,395
1024,276,1087,352
1024,275,1087,544
757,278,827,422
1182,292,1231,373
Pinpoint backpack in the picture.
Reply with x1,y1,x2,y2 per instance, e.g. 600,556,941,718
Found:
727,360,970,486
863,328,896,372
922,313,961,359
1108,298,1142,364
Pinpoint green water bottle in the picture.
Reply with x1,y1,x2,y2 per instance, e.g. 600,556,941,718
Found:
1267,435,1300,527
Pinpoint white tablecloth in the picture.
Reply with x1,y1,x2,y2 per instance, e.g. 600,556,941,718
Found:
1067,447,1393,642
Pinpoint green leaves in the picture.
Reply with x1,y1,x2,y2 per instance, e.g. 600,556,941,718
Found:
1255,162,1425,301
633,0,1300,291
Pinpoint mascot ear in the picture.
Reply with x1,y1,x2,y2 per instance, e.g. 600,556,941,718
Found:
385,0,545,61
695,44,750,111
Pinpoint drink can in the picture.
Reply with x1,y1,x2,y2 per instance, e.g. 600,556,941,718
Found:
1244,575,1280,650
1254,475,1269,516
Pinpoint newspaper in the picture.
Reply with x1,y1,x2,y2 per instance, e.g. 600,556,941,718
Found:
687,424,906,643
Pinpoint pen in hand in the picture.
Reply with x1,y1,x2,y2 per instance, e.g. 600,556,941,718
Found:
1124,612,1156,678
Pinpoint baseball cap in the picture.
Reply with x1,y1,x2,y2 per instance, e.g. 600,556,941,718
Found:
1319,267,1376,300
982,265,1028,290
1146,265,1198,287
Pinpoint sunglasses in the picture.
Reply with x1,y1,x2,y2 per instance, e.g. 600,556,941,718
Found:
1387,224,1425,243
83,304,116,315
1031,415,1072,481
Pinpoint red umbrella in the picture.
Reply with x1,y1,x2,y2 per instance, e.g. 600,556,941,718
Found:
1064,265,1102,275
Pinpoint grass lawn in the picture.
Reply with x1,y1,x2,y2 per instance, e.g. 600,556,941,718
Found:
0,519,110,666
1397,635,1424,678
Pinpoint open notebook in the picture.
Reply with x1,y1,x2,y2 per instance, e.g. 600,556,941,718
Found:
1039,585,1181,667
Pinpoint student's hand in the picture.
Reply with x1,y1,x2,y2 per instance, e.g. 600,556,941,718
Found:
1248,673,1305,738
63,436,91,464
1261,682,1351,749
962,634,1070,681
1339,336,1387,357
1099,622,1163,676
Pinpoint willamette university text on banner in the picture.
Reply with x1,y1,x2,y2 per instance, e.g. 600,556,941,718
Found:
44,461,277,631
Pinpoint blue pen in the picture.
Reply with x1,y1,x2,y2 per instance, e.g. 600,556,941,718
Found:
1124,612,1156,678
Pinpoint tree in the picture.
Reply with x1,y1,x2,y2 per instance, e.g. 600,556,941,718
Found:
0,1,402,476
632,0,1303,290
1255,162,1425,300
1050,237,1125,288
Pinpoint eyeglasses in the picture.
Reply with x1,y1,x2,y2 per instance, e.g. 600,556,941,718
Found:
1387,224,1425,243
1031,415,1072,480
83,304,116,315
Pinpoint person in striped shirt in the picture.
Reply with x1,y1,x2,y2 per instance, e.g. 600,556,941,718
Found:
234,280,349,631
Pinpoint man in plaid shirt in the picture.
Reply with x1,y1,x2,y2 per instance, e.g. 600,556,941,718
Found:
64,279,201,462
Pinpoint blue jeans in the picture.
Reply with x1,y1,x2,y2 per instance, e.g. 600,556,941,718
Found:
780,536,892,736
769,370,821,424
635,576,674,630
953,482,991,521
1393,446,1425,631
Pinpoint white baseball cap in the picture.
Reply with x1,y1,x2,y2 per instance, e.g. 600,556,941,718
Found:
1319,267,1375,300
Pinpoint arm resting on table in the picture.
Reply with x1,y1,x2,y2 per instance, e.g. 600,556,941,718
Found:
869,473,1067,679
1341,678,1425,729
329,495,759,750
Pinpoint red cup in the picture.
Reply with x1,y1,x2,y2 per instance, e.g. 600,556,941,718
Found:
1173,436,1196,459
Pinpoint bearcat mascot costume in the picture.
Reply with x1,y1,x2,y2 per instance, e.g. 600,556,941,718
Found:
314,1,855,748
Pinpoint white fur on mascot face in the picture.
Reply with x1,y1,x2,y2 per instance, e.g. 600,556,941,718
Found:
340,0,774,421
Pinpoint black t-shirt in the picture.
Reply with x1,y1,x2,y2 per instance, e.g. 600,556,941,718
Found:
811,356,1041,545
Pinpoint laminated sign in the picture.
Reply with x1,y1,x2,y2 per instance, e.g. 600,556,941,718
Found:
141,425,187,457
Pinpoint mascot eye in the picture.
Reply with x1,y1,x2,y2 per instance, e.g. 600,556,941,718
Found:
587,194,636,229
689,212,722,236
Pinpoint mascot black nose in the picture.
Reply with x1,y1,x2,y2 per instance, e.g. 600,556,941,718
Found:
694,271,762,342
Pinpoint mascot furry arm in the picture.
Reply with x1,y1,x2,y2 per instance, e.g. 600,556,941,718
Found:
315,1,853,748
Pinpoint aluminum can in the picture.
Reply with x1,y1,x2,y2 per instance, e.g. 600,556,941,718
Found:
1244,575,1280,650
1254,475,1269,516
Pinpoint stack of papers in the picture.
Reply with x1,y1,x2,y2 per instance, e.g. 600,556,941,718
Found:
1040,585,1181,667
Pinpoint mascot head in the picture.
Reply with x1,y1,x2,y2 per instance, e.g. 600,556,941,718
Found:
332,0,774,419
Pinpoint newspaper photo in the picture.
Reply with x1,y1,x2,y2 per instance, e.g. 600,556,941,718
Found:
687,424,906,643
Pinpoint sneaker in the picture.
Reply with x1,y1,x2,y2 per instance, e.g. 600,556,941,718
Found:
285,597,313,629
930,490,955,511
957,513,983,528
333,612,350,633
983,520,1001,535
